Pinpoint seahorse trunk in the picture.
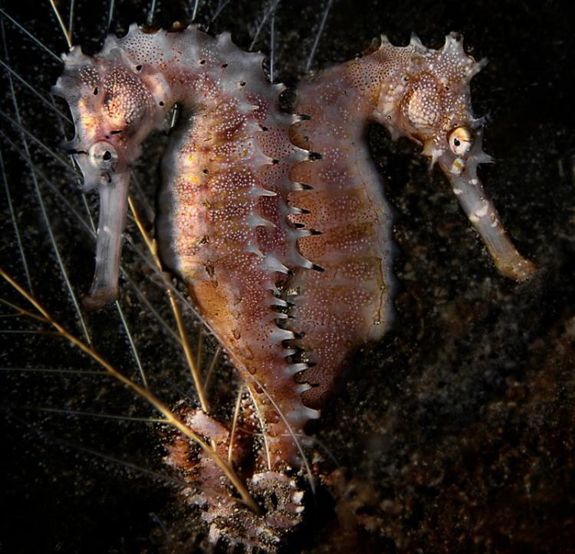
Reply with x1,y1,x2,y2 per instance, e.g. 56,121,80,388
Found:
288,59,395,408
156,87,314,467
115,28,320,467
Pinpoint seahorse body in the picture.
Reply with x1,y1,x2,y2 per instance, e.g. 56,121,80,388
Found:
54,25,321,468
54,25,534,550
287,51,397,409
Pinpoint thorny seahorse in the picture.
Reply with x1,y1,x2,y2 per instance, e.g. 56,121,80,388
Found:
53,24,535,550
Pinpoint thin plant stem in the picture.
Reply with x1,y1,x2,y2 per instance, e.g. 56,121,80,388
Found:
0,267,259,513
48,0,72,50
228,386,243,464
127,197,211,413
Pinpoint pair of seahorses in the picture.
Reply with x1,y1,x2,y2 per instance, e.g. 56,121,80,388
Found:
53,23,534,551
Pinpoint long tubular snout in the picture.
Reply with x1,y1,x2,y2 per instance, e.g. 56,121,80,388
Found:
83,172,130,309
444,162,535,282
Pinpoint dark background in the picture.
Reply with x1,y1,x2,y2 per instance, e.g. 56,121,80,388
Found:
1,0,573,552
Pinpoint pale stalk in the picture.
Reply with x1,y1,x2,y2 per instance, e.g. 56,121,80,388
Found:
128,196,210,413
0,267,258,513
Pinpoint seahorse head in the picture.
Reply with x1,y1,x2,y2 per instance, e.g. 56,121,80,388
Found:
374,32,490,172
53,43,166,186
372,33,534,281
53,41,168,308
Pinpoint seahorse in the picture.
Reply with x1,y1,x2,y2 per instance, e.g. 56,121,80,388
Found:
53,25,317,549
286,32,535,410
53,24,534,550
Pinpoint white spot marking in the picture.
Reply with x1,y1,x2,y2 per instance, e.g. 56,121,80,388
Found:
475,202,489,218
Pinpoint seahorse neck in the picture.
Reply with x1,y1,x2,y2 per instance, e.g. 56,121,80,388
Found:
306,58,383,128
104,25,271,119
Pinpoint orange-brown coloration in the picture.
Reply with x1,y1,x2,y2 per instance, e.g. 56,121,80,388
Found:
156,68,313,469
287,56,395,407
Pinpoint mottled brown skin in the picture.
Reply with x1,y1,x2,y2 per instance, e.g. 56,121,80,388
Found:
288,60,394,407
157,75,309,468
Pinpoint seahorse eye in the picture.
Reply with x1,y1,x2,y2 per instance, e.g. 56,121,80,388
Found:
89,141,118,170
448,127,472,156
